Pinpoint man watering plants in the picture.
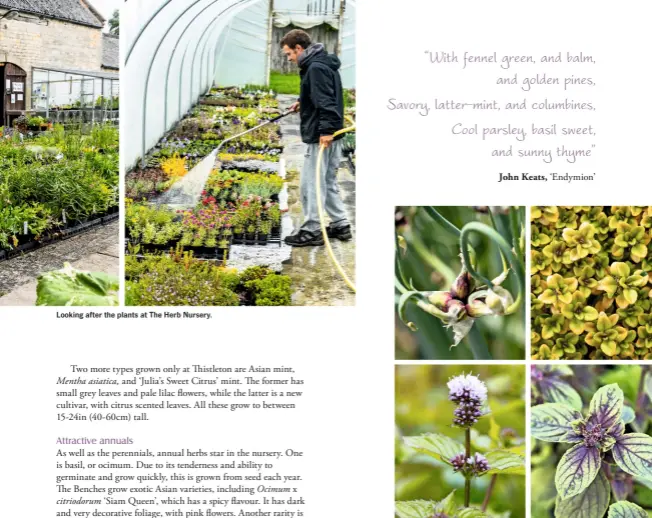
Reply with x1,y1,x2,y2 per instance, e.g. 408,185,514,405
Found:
280,29,352,247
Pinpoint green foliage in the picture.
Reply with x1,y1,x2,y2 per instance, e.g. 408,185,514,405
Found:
125,254,239,306
395,206,525,360
396,366,525,517
125,85,289,306
0,124,118,250
343,88,356,110
89,124,119,152
36,264,118,306
269,71,301,95
395,491,488,518
108,10,119,35
204,169,283,201
246,274,292,306
608,502,648,518
125,253,291,307
531,206,652,360
27,116,47,128
532,365,652,518
555,470,610,518
404,434,465,466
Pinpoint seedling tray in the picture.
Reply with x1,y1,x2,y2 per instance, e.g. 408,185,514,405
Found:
131,242,231,262
0,210,119,263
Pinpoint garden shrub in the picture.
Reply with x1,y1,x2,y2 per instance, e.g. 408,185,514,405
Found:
246,274,292,306
126,258,239,306
125,254,291,307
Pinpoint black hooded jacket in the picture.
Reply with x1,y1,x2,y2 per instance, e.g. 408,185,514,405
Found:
298,45,344,144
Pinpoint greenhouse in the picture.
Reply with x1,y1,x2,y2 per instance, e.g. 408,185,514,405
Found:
30,67,120,127
124,0,357,306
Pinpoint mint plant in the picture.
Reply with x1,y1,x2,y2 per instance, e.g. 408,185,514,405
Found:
531,369,652,518
395,374,524,518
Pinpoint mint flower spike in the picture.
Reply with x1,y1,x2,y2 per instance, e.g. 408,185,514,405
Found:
448,374,488,404
531,383,652,500
448,374,488,427
450,452,490,476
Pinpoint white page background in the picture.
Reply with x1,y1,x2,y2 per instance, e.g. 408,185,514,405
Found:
2,0,651,516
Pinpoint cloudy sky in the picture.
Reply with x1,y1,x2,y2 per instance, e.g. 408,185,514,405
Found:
88,0,122,29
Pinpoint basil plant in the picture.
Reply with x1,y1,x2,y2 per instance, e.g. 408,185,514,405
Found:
531,370,652,518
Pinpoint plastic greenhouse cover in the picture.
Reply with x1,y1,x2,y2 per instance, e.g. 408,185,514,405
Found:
123,0,262,170
123,0,355,170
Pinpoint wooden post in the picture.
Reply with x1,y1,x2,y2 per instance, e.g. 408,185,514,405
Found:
265,0,274,87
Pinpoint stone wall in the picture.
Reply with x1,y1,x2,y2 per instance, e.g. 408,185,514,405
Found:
0,13,103,108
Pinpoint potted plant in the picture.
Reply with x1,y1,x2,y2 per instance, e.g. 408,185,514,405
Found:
205,229,218,251
179,231,193,248
258,220,271,245
232,221,244,244
245,224,256,245
218,238,230,260
14,115,28,134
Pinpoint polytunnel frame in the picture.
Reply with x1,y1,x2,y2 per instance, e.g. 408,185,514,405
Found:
126,0,259,167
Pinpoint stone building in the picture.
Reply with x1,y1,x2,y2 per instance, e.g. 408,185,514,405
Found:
102,33,119,72
0,0,118,126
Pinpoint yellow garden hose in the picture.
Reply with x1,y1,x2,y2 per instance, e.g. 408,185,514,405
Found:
315,123,357,293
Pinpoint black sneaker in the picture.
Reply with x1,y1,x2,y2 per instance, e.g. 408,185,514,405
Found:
284,229,325,247
327,224,353,241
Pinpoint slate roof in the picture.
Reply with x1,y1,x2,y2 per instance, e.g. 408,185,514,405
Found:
0,0,104,28
102,33,119,70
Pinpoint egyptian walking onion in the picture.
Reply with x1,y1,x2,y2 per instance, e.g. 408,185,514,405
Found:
395,374,525,518
531,380,652,518
395,207,524,356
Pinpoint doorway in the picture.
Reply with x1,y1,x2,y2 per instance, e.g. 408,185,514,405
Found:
1,62,27,127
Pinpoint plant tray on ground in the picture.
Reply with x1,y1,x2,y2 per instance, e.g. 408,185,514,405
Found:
0,210,120,263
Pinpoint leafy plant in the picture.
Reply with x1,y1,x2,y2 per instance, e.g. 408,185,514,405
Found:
532,207,652,359
239,173,284,199
396,367,525,517
124,84,288,306
531,365,652,518
395,206,525,360
125,251,292,306
89,123,119,152
246,274,292,306
36,263,119,306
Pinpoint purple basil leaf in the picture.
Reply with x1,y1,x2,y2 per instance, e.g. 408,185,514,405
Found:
632,373,651,433
555,468,610,518
610,421,626,439
607,501,647,518
644,370,652,403
539,378,583,411
544,364,575,377
555,444,601,500
632,410,649,434
589,384,624,431
610,474,633,502
612,433,652,480
531,403,582,443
